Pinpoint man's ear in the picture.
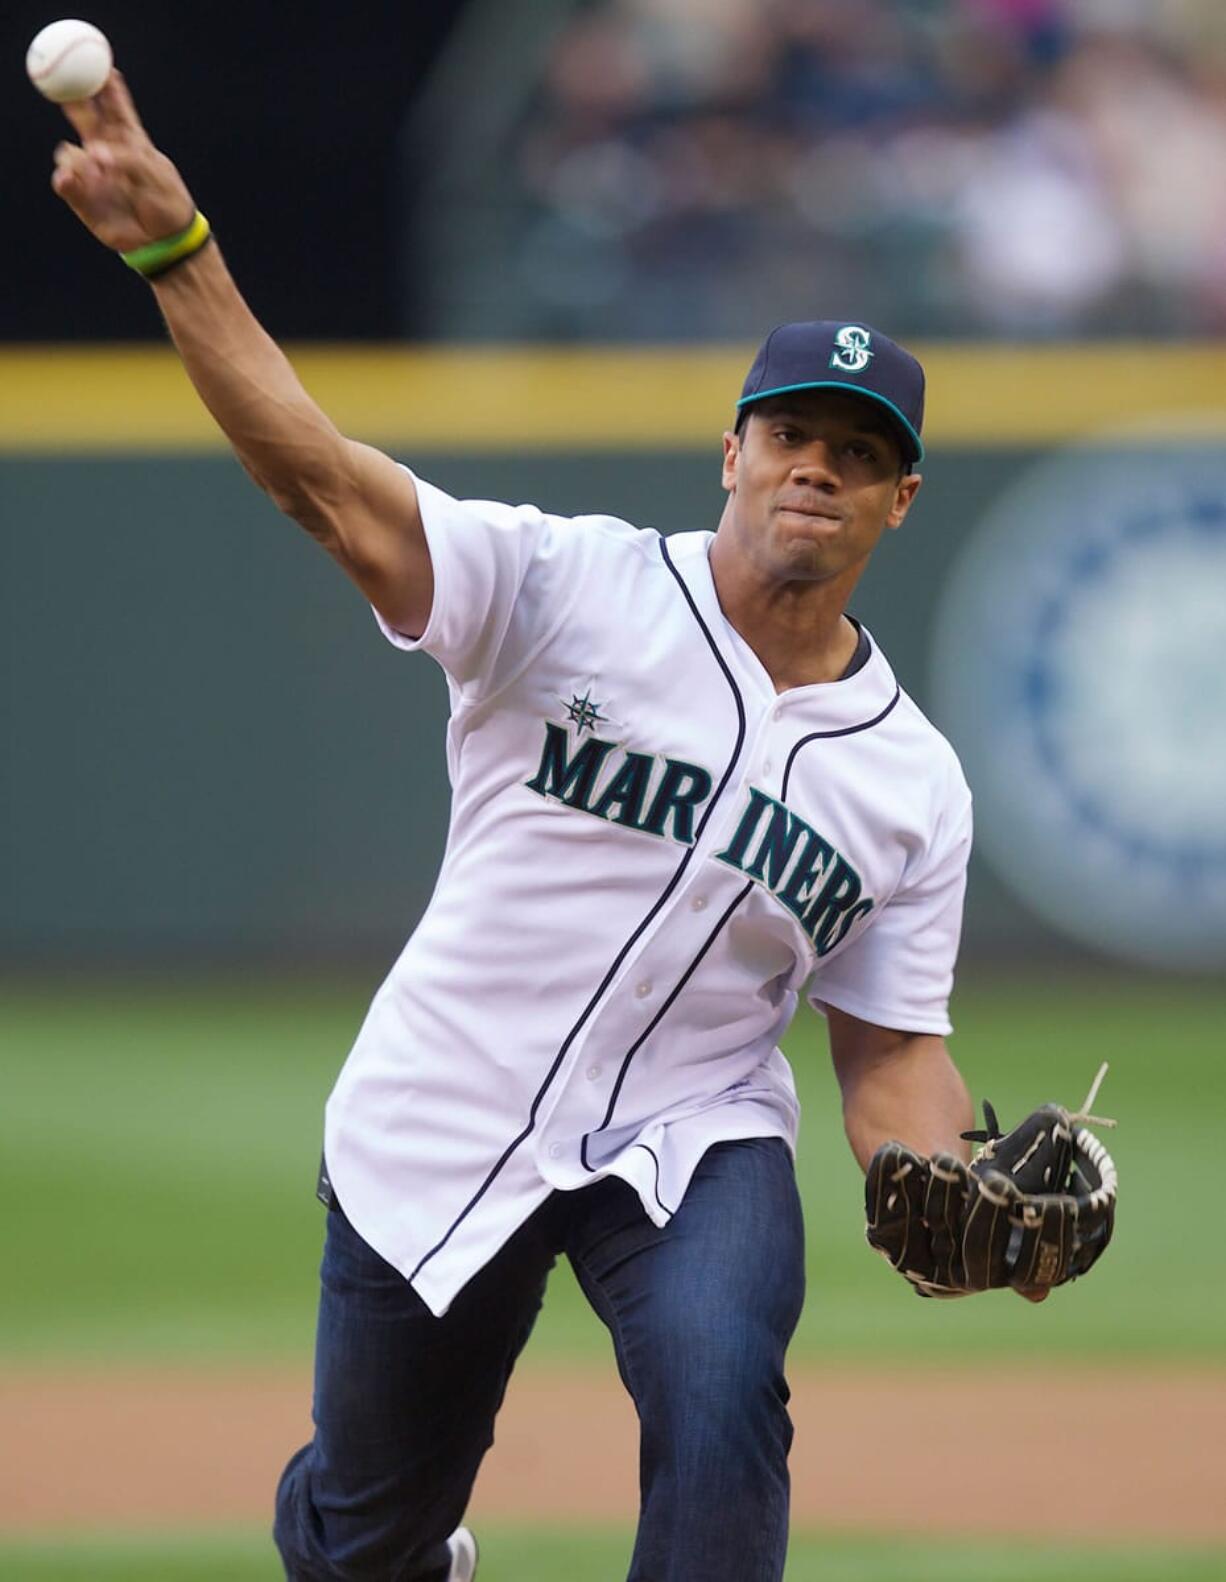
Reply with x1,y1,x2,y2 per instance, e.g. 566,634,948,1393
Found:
722,430,740,493
886,471,922,530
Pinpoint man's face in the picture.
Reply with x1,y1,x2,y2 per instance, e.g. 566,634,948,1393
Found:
718,391,921,587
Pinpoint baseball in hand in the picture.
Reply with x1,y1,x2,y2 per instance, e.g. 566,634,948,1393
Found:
26,19,113,103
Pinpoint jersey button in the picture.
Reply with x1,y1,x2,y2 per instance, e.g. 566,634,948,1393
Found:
762,759,773,775
635,980,652,999
773,706,784,721
548,1143,563,1159
586,1064,602,1081
690,895,707,912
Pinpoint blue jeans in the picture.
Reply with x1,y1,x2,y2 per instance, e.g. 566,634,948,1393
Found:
274,1137,805,1582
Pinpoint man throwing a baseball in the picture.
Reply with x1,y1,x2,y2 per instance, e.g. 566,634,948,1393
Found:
48,70,1061,1582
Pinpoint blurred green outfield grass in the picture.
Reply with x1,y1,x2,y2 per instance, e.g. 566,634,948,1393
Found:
2,1527,1224,1582
1,971,1222,1365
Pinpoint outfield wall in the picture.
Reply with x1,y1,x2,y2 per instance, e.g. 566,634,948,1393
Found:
4,345,1223,967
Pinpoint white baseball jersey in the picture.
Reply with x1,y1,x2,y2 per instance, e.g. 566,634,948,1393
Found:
324,473,972,1316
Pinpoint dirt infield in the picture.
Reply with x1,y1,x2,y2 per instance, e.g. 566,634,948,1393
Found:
2,1363,1222,1541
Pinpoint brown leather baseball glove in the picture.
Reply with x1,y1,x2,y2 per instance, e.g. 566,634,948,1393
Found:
865,1064,1118,1298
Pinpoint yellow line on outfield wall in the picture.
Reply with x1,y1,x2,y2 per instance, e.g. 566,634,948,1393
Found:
2,343,1226,452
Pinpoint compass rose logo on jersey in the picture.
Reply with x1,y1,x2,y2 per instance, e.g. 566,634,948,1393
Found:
562,689,608,736
830,325,874,373
933,439,1226,970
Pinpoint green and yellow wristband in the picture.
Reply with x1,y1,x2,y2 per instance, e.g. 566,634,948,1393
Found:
121,210,213,281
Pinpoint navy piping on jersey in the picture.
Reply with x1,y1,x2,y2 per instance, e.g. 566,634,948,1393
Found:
779,684,901,800
582,659,902,1175
581,880,755,1177
408,534,747,1285
631,1142,673,1217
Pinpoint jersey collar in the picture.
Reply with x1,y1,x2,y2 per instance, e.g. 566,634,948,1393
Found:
665,531,901,730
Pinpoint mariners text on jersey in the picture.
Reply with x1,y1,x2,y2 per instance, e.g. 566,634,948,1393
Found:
322,473,972,1316
526,727,873,956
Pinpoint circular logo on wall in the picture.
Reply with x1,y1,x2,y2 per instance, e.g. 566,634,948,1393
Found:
932,440,1226,970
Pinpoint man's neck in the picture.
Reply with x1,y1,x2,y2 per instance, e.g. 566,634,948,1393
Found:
710,544,863,692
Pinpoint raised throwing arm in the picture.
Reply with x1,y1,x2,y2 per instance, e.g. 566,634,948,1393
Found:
50,70,432,637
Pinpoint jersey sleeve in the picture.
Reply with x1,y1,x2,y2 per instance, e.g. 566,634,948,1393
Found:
372,470,583,698
806,778,972,1037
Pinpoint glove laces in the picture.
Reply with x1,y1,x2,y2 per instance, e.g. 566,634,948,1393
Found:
962,1062,1118,1148
1070,1061,1117,1131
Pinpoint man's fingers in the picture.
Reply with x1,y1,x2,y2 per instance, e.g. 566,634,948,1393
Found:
50,140,128,225
59,92,104,142
60,68,145,144
99,69,146,131
52,139,91,191
52,138,116,184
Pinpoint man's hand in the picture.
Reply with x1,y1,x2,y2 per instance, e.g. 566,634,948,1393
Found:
50,70,195,253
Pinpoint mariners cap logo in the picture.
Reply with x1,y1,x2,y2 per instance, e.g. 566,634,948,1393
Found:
830,325,874,373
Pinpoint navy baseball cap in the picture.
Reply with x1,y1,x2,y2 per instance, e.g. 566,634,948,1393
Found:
737,321,925,466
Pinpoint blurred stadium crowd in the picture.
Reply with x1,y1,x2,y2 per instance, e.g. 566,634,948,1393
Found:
485,0,1226,339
